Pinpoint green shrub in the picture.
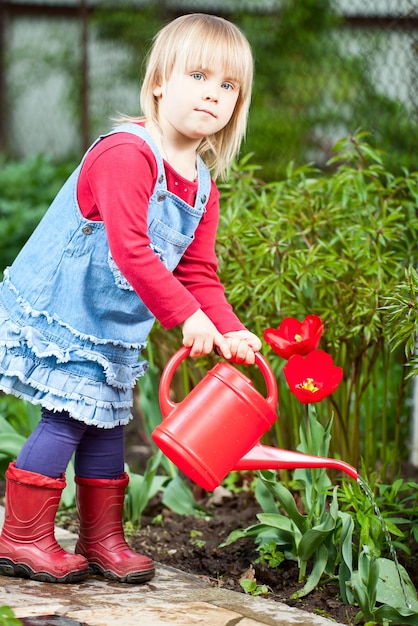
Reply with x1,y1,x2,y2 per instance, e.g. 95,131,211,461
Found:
0,155,75,272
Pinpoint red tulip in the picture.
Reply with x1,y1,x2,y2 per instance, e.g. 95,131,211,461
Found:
263,315,324,360
283,350,343,404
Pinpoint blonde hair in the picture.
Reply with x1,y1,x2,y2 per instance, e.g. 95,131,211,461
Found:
120,14,253,180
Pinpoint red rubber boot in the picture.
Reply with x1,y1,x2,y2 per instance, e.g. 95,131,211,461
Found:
0,462,89,583
75,473,155,584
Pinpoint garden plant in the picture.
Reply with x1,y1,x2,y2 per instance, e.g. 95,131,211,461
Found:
0,606,21,626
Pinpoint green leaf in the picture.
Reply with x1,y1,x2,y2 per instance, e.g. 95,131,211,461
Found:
297,516,336,562
294,544,329,597
240,578,257,594
161,475,204,517
374,605,418,625
254,475,278,514
0,433,26,458
256,513,293,533
260,479,306,531
0,416,17,434
375,558,418,613
0,605,22,626
219,523,275,547
124,453,168,522
338,512,355,604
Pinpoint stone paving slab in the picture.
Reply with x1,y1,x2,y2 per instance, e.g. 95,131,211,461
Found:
0,506,345,626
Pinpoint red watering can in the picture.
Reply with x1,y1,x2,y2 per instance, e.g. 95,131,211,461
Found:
152,347,358,491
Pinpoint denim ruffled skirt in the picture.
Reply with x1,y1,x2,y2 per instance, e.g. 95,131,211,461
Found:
0,275,147,428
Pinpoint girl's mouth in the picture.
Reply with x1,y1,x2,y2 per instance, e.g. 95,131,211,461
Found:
195,108,216,118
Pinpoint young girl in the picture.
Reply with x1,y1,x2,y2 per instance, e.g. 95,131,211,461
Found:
0,13,261,585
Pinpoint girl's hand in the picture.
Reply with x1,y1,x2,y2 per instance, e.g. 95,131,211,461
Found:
182,310,232,359
223,330,262,365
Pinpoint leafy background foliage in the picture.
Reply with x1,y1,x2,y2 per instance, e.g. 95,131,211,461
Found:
91,1,418,180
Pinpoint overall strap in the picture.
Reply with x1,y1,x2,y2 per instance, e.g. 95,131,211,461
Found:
86,123,211,213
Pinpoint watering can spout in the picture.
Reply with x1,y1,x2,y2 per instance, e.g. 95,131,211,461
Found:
234,444,358,482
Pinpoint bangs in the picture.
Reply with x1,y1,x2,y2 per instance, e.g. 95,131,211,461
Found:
161,15,253,95
175,31,252,89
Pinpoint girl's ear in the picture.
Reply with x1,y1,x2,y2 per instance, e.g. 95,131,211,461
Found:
153,84,163,97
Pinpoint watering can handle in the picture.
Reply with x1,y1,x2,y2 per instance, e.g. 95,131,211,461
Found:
159,346,278,419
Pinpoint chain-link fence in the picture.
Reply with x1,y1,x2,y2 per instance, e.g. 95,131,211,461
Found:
0,0,417,175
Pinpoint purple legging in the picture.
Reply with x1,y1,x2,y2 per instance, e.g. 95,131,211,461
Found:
16,408,125,479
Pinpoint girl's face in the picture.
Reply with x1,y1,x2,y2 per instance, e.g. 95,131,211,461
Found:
153,65,240,145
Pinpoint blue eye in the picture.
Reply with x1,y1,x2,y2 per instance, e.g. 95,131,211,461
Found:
191,72,204,81
222,82,234,91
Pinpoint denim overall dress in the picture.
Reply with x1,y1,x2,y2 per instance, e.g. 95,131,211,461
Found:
0,123,211,427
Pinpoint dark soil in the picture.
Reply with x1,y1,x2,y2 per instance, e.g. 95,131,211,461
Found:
133,479,418,626
135,486,361,625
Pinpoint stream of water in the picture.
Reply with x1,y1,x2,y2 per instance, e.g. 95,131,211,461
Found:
357,474,412,610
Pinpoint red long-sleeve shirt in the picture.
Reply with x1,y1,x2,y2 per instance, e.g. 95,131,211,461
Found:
76,128,245,333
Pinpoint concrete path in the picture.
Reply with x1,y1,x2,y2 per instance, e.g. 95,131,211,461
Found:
0,506,345,626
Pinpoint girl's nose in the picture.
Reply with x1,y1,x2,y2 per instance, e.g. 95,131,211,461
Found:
203,85,219,102
203,93,218,103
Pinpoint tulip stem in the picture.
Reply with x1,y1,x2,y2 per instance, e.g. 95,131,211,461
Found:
304,404,310,432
